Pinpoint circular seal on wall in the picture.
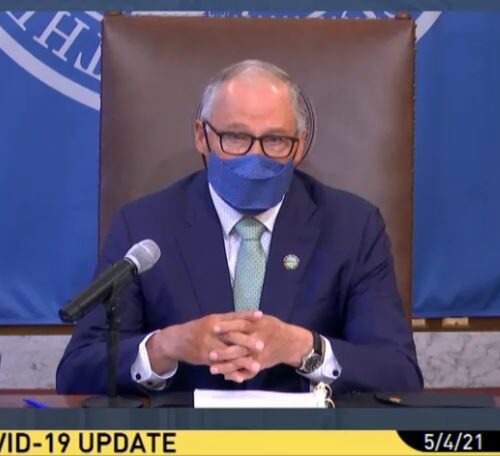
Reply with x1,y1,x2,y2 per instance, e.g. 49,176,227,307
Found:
0,11,102,110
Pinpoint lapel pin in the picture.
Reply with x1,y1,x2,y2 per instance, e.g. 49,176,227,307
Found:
283,254,300,271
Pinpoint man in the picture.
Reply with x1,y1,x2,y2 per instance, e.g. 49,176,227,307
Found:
57,60,423,395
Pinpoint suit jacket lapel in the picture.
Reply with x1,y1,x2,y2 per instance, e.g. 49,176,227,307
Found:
176,172,235,316
259,174,322,322
175,171,321,321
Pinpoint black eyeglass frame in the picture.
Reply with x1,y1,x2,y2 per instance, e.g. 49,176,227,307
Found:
202,120,300,159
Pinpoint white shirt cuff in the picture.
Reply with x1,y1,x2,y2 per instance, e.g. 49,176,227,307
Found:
130,331,178,391
298,336,342,385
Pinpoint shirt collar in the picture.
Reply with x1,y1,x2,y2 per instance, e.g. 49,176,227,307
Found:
208,183,283,236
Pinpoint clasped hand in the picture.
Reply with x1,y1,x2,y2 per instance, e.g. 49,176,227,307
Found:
209,310,296,383
149,310,311,383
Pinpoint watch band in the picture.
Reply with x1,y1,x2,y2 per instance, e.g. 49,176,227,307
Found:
298,330,325,373
312,330,323,355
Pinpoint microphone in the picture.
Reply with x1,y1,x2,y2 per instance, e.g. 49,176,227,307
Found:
59,239,161,323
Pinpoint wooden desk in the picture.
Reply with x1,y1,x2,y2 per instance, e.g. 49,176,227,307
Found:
1,392,499,432
0,391,151,408
0,389,499,408
0,392,90,408
428,388,500,407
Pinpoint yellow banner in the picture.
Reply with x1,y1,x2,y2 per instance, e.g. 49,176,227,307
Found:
0,430,496,455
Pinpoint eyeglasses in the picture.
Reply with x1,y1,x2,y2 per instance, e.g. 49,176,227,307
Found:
203,121,299,159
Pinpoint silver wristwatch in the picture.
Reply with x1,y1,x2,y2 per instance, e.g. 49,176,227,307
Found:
297,331,325,374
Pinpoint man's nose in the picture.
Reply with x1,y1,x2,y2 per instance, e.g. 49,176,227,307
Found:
247,139,265,155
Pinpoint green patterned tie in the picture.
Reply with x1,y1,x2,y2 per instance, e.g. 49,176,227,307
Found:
233,217,267,311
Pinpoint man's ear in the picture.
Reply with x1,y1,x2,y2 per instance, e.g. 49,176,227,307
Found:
194,119,209,158
292,131,308,166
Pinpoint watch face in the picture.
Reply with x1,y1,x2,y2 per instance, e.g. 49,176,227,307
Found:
304,353,322,373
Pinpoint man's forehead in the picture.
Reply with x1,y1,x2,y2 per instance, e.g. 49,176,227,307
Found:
205,70,298,131
211,74,294,114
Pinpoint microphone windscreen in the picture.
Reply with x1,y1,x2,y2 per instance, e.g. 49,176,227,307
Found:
125,239,161,274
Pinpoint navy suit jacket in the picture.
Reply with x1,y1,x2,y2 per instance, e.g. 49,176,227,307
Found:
56,170,423,395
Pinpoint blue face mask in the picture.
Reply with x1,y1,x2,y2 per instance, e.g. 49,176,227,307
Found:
207,153,294,213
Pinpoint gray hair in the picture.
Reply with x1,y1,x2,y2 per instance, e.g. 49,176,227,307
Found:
200,60,308,134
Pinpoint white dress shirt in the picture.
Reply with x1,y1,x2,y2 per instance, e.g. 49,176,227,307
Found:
131,184,342,390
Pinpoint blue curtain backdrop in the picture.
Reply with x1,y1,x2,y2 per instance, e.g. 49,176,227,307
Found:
0,11,499,323
414,12,500,317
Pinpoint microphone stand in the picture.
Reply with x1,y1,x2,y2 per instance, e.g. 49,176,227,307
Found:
83,293,143,408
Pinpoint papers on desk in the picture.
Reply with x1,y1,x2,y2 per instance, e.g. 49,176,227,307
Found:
194,382,334,408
